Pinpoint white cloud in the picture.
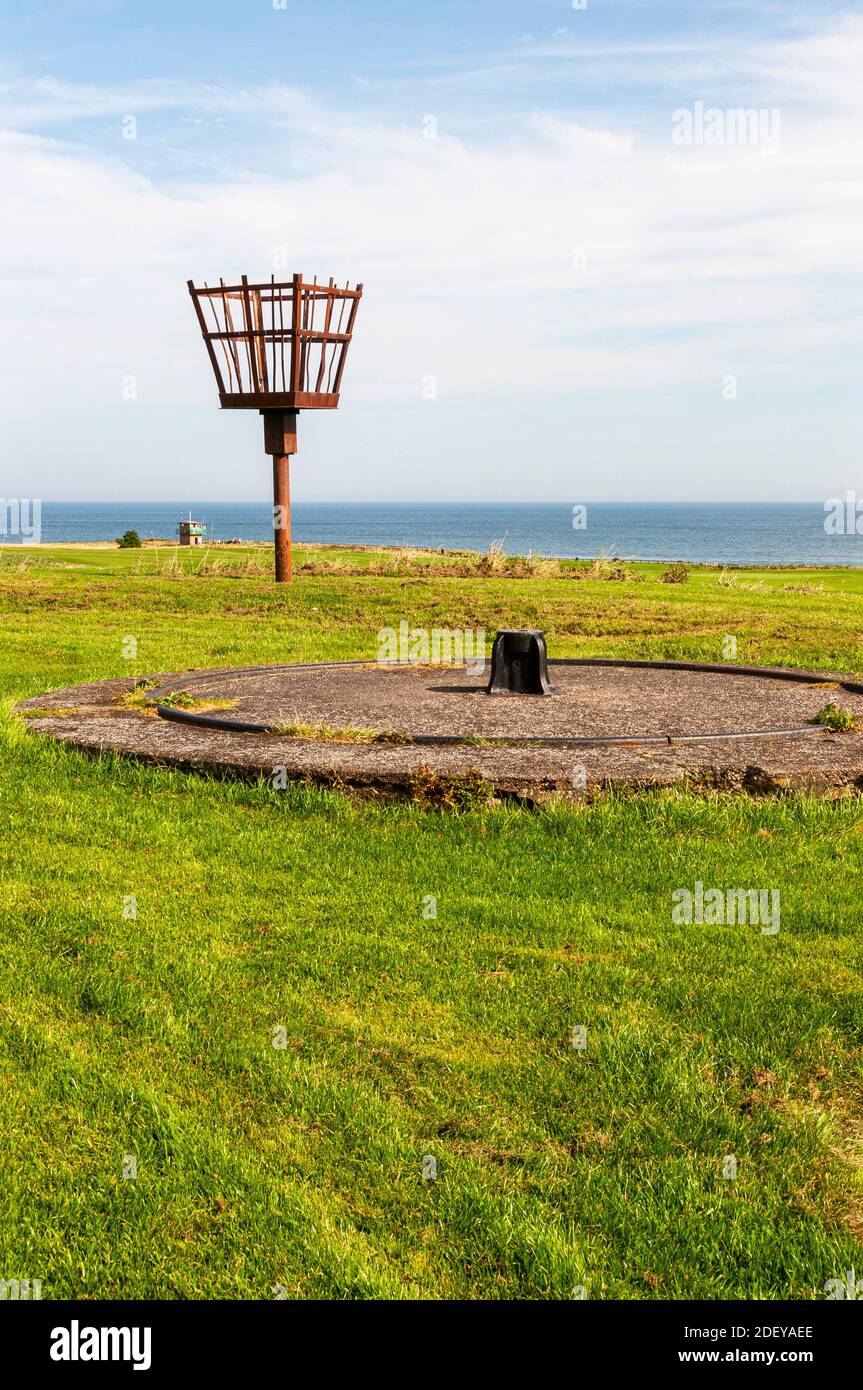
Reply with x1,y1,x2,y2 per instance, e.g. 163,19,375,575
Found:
0,15,861,499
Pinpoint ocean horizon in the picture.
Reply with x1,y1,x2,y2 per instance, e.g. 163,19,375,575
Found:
5,500,863,567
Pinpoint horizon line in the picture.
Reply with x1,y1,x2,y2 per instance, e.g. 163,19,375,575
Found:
32,498,838,507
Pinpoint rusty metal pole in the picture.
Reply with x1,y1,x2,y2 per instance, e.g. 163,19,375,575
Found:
272,453,292,583
264,408,298,585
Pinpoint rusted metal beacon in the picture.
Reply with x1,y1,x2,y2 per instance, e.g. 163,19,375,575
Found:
486,629,555,696
188,273,363,583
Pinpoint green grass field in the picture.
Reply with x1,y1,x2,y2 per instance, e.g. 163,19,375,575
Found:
1,544,862,1299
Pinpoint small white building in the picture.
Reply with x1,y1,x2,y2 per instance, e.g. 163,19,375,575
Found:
177,514,206,546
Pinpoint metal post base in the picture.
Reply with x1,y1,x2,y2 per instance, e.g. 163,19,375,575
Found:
486,629,555,696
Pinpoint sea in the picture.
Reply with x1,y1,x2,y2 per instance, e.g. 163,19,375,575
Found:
8,501,863,567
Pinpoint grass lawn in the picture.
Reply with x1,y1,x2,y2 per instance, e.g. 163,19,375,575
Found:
1,544,862,1299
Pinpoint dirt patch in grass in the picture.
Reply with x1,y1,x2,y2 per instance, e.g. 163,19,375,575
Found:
409,766,496,809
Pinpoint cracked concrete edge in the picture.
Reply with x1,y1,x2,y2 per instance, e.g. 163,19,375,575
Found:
13,674,863,800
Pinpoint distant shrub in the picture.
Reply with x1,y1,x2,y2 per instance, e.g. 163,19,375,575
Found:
116,529,142,549
661,562,690,584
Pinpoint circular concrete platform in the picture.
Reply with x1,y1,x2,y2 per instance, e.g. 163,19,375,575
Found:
147,660,863,745
15,659,863,800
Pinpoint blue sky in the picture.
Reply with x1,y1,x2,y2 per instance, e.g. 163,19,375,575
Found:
0,0,860,501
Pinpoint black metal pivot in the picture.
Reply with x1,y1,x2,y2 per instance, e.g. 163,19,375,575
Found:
486,629,555,696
